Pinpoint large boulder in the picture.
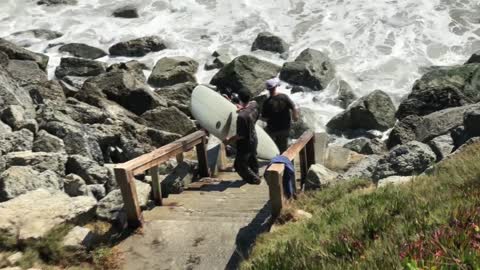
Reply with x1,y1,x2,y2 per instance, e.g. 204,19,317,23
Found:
0,129,34,155
78,71,165,115
396,64,480,119
1,105,37,132
6,60,48,87
343,138,386,155
0,189,96,240
147,56,198,88
0,64,35,117
0,166,62,201
154,82,196,115
141,107,195,136
28,80,67,106
304,164,339,190
109,36,166,57
251,32,289,56
66,155,112,185
58,43,107,60
62,226,94,250
464,106,480,136
204,49,231,71
0,38,49,70
372,141,436,181
96,180,151,222
327,90,396,133
336,80,357,109
210,55,281,96
63,174,90,197
112,6,139,18
64,98,109,124
107,60,148,82
4,151,67,175
465,51,480,64
342,155,382,180
160,160,197,195
55,57,106,79
279,48,336,91
427,134,454,161
33,130,66,153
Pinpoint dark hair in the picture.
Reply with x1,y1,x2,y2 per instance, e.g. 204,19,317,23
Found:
237,88,251,104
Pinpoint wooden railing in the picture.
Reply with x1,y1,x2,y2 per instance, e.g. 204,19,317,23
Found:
114,130,210,228
265,131,316,218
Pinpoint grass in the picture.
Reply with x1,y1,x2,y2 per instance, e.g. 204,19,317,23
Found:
242,142,480,270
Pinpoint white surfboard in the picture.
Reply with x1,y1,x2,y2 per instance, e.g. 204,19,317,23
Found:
190,85,280,160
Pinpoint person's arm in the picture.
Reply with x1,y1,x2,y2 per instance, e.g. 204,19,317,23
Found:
260,100,269,122
224,116,246,144
285,95,299,122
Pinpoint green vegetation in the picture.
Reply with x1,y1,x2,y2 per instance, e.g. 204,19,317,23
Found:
243,142,480,270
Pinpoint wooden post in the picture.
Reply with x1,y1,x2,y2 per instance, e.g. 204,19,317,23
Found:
150,165,162,206
265,165,285,218
176,153,184,163
306,135,316,168
196,136,210,177
299,148,308,187
218,143,228,171
114,168,143,228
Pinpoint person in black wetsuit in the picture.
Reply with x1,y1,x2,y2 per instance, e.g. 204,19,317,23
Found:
261,78,299,153
224,89,261,185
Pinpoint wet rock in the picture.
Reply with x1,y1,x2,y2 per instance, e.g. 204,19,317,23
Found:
112,6,139,18
465,51,480,64
279,48,336,91
147,56,198,88
464,106,480,137
55,57,106,79
0,38,49,70
327,90,396,133
342,154,382,180
88,184,106,200
396,64,480,119
343,138,386,155
204,50,231,71
58,43,107,60
96,180,151,222
37,0,77,5
372,141,436,181
210,55,281,96
0,166,63,201
10,29,63,40
33,130,66,153
109,36,166,57
0,129,34,155
251,32,289,56
4,151,67,175
78,71,165,115
336,80,357,109
66,155,112,185
305,164,339,190
6,60,48,87
63,174,89,197
427,134,454,162
63,226,94,250
0,189,96,240
141,107,195,136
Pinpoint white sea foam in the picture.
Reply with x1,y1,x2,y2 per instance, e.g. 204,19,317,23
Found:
1,0,480,131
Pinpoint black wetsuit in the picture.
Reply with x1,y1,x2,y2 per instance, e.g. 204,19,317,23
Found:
261,93,295,153
234,102,260,183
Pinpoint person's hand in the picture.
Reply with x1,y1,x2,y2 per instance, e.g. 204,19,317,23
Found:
223,137,231,145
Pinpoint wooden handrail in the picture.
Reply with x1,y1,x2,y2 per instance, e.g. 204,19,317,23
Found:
265,131,316,218
114,130,210,228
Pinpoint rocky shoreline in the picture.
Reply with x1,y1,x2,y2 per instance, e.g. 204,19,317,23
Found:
0,18,479,265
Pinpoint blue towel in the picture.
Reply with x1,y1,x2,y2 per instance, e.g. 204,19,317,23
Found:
266,155,295,199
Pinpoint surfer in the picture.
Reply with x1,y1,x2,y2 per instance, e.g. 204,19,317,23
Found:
261,78,299,153
224,89,261,185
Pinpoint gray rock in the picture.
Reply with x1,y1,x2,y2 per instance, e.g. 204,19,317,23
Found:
109,36,166,57
107,60,148,82
377,176,414,187
96,180,151,222
387,115,421,149
147,56,198,88
10,29,63,40
344,138,386,155
63,226,94,250
6,60,48,87
0,65,35,118
88,184,106,200
161,161,197,195
63,174,89,197
55,57,106,79
343,154,382,180
65,98,109,124
396,64,480,119
1,105,27,131
305,164,339,190
141,107,195,136
0,166,63,201
0,129,34,155
33,130,66,153
372,141,436,181
0,38,49,70
6,252,23,266
59,43,107,60
210,55,281,96
204,53,231,71
427,134,454,161
37,0,77,5
327,90,396,133
336,80,357,109
154,82,197,115
4,151,67,175
66,155,112,185
0,189,96,240
279,48,336,91
28,80,67,106
0,51,8,67
0,119,11,134
464,106,480,136
112,6,139,18
251,32,289,55
62,76,89,90
465,51,480,64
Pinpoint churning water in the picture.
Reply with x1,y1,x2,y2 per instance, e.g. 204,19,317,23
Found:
1,0,480,131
